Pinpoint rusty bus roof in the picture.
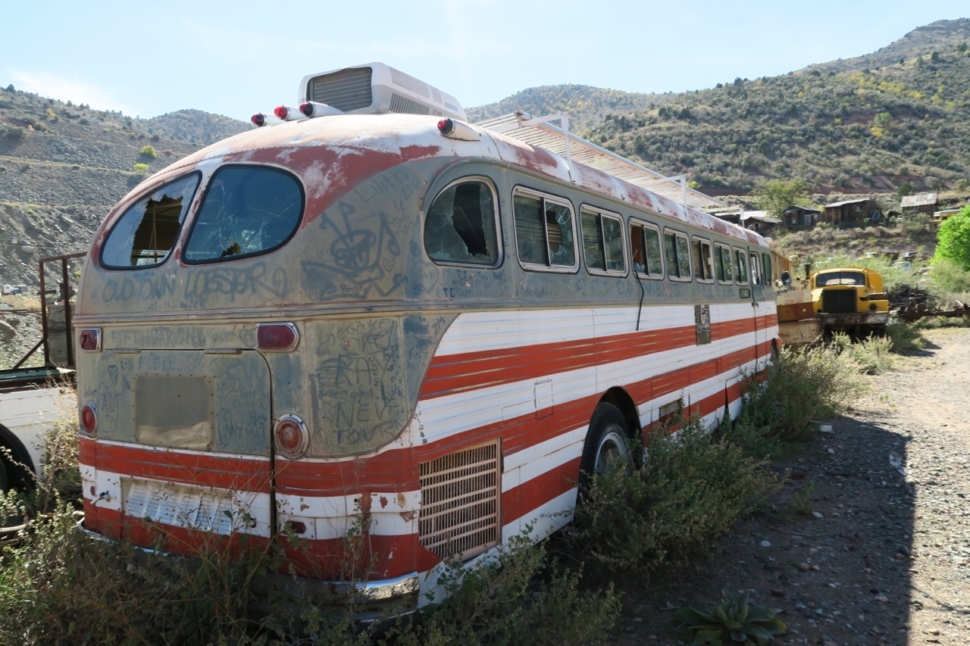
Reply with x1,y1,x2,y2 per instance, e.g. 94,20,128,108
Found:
159,113,766,248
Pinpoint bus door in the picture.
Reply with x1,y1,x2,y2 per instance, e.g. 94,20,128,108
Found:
748,249,768,370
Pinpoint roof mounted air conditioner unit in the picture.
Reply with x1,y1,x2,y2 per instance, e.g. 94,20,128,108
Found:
298,62,466,121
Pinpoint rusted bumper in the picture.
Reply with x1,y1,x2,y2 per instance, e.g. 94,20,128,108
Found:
76,520,420,622
818,311,889,327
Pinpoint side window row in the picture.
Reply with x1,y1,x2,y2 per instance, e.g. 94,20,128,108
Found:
424,178,772,286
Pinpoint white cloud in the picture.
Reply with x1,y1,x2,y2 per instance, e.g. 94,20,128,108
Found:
8,70,137,115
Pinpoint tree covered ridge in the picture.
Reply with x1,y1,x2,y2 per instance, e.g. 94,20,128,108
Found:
469,19,970,195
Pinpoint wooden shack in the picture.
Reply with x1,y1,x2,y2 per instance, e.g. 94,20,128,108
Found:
900,192,938,216
822,197,878,224
782,205,820,229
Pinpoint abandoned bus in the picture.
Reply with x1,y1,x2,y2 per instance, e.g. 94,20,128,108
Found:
75,63,778,615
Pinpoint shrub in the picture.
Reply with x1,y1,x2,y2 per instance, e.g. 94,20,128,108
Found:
2,126,24,139
398,535,620,645
569,418,778,574
734,346,863,443
928,257,970,299
139,145,157,159
133,162,150,175
935,205,970,271
676,589,787,644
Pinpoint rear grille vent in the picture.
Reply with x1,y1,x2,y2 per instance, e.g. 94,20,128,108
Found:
308,67,373,112
389,93,431,115
821,290,857,314
419,442,500,560
390,68,430,98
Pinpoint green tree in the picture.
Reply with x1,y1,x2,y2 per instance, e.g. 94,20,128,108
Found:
752,178,809,218
935,205,970,271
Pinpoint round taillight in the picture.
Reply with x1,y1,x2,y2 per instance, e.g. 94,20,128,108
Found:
274,105,289,120
274,415,308,459
251,113,266,127
80,402,97,437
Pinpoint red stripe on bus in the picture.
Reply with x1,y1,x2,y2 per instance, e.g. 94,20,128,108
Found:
421,314,776,400
82,503,429,579
501,457,580,526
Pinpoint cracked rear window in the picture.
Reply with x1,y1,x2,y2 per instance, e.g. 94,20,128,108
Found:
183,165,304,263
100,173,200,269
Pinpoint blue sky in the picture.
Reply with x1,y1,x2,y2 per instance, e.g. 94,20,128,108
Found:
1,1,967,122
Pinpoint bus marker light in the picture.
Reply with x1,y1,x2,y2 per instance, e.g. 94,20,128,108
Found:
300,102,343,118
251,113,267,127
274,105,290,120
79,328,101,351
257,323,299,351
80,402,98,437
437,118,454,135
274,415,308,459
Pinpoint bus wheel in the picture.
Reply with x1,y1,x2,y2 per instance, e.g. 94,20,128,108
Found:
0,454,8,493
580,403,631,488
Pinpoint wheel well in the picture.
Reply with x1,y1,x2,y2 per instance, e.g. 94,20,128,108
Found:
0,424,37,490
598,387,640,438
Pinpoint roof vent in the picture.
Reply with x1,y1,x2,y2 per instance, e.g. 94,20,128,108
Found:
298,62,465,120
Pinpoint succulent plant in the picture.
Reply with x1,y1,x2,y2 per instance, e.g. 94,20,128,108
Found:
675,589,787,645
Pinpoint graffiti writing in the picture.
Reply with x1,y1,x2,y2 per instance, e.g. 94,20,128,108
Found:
183,262,288,307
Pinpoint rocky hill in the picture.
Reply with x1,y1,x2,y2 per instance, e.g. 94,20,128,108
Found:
471,19,970,196
0,88,250,290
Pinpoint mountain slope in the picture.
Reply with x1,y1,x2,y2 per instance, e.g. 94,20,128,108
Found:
0,89,247,287
468,19,970,195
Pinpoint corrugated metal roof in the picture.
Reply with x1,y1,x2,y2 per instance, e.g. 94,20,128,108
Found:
900,193,938,208
475,112,724,210
824,198,873,208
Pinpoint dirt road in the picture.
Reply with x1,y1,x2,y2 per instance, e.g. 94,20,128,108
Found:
615,326,970,645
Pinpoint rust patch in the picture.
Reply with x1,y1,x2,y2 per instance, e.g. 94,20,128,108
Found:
379,495,389,509
400,511,415,522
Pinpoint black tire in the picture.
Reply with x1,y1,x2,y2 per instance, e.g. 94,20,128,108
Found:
0,456,7,493
579,403,631,489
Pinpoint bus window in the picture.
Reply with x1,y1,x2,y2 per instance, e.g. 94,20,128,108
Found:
101,173,200,269
691,238,714,282
183,165,304,263
664,230,691,280
513,189,577,270
425,178,500,266
749,252,762,285
581,207,626,275
734,248,748,284
715,244,733,283
762,253,773,285
630,221,663,278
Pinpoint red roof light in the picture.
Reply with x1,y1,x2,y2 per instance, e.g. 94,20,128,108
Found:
251,113,266,127
274,105,289,120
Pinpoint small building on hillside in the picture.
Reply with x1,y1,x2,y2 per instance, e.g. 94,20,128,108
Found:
711,209,781,235
782,205,820,229
739,210,781,236
900,192,938,216
822,197,879,224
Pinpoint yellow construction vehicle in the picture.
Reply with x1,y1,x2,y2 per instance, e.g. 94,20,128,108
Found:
811,267,890,336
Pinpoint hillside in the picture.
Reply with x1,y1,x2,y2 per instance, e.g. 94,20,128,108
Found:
0,88,249,288
472,19,970,196
467,85,667,133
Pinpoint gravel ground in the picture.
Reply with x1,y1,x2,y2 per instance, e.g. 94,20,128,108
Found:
613,326,970,645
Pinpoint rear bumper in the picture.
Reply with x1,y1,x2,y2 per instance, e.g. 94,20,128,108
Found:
818,311,889,327
76,520,420,621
